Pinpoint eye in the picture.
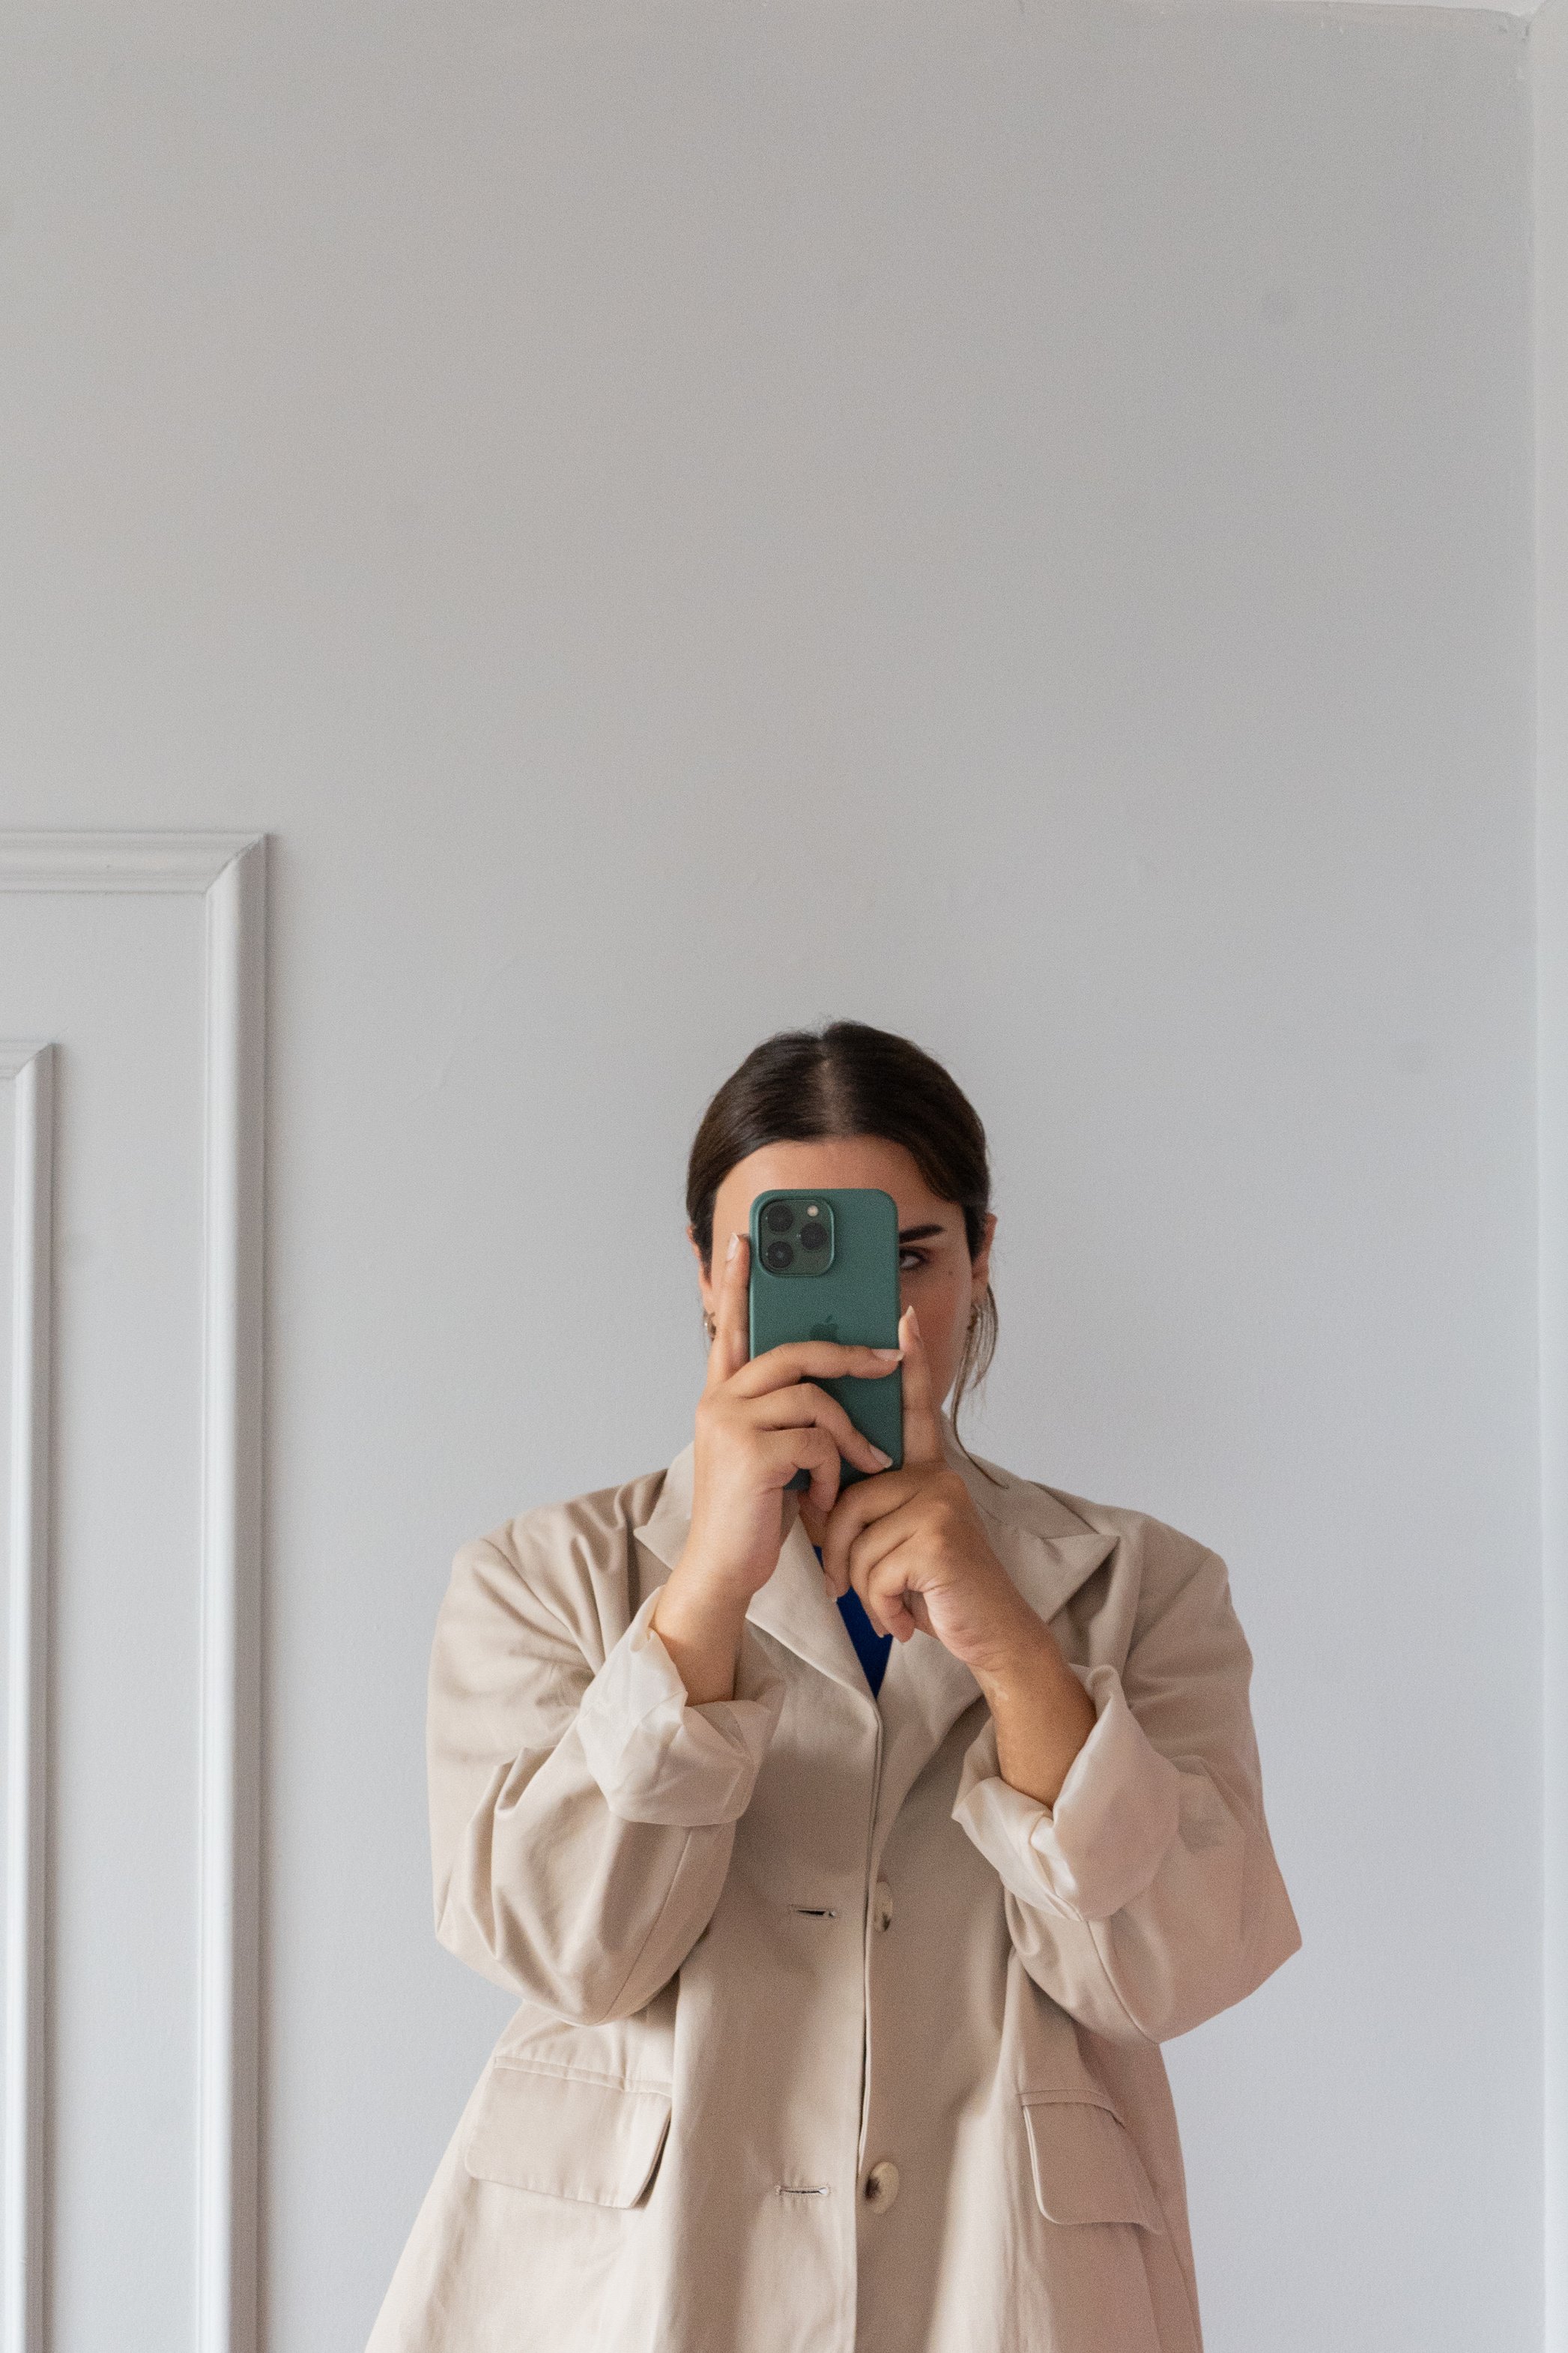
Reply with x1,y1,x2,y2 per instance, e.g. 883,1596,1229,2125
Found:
898,1248,928,1272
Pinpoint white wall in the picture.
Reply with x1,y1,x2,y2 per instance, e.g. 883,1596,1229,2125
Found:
1534,0,1568,2344
0,4,1540,2349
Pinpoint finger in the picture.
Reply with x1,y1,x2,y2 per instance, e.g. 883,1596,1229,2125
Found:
861,1539,922,1644
748,1382,893,1476
845,1496,930,1632
798,1492,848,1598
762,1426,843,1520
705,1230,751,1391
845,1493,927,1594
898,1304,943,1466
816,1470,923,1596
730,1339,903,1398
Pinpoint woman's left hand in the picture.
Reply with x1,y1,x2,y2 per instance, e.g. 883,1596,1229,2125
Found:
800,1305,1047,1677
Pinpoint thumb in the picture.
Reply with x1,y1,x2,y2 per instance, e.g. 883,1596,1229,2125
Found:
899,1303,942,1465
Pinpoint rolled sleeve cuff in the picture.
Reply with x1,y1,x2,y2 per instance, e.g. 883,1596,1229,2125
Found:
576,1587,787,1825
951,1661,1181,1922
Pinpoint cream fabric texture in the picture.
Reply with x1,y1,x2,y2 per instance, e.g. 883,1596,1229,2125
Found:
577,1586,788,1825
366,1422,1301,2353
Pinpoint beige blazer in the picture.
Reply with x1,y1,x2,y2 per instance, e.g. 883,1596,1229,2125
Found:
366,1419,1301,2353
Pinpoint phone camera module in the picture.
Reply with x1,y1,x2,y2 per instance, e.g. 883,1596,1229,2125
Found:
763,1201,795,1235
798,1221,828,1252
763,1239,794,1272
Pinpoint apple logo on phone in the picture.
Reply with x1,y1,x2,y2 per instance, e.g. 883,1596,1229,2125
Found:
810,1317,840,1343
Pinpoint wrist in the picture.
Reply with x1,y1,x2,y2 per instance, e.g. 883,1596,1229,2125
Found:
660,1547,754,1631
974,1611,1098,1807
966,1601,1065,1704
650,1559,750,1706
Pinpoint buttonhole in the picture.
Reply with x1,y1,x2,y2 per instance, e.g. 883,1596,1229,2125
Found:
778,2184,830,2197
790,1906,838,1918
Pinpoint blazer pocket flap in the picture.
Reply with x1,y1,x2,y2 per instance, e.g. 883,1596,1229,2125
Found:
1020,2093,1164,2232
464,2062,672,2208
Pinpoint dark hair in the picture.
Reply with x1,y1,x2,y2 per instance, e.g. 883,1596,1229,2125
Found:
685,1019,999,1445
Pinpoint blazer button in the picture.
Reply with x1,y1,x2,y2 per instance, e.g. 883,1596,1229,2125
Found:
873,1880,894,1933
864,2160,900,2213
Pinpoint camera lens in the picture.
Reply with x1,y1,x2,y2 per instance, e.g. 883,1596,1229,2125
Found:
763,1201,794,1235
763,1239,794,1272
799,1221,827,1252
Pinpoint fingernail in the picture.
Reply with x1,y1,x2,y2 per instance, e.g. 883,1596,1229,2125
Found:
868,1446,893,1469
726,1231,739,1262
872,1347,902,1359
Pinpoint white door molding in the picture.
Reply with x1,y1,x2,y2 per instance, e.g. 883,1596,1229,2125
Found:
1,1039,54,2353
0,833,268,2353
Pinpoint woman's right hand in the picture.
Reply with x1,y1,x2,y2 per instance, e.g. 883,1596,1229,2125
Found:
650,1228,903,1700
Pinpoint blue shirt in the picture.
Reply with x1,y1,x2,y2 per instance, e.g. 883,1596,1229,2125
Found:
812,1545,892,1697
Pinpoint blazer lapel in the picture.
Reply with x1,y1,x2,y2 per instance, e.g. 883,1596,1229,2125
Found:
869,1620,984,1853
626,1443,695,1587
943,1425,1121,1628
750,1514,875,1700
629,1443,872,1702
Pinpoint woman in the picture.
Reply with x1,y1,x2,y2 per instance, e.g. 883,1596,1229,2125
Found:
367,1020,1301,2353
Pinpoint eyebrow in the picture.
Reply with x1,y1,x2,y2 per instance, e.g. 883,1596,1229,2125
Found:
897,1224,947,1242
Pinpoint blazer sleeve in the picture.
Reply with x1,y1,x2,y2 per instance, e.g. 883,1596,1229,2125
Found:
428,1521,785,2026
950,1535,1301,2044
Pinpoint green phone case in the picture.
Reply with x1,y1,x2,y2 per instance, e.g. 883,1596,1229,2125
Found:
748,1187,903,1492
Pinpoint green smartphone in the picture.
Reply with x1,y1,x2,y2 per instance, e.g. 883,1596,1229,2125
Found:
748,1186,903,1493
